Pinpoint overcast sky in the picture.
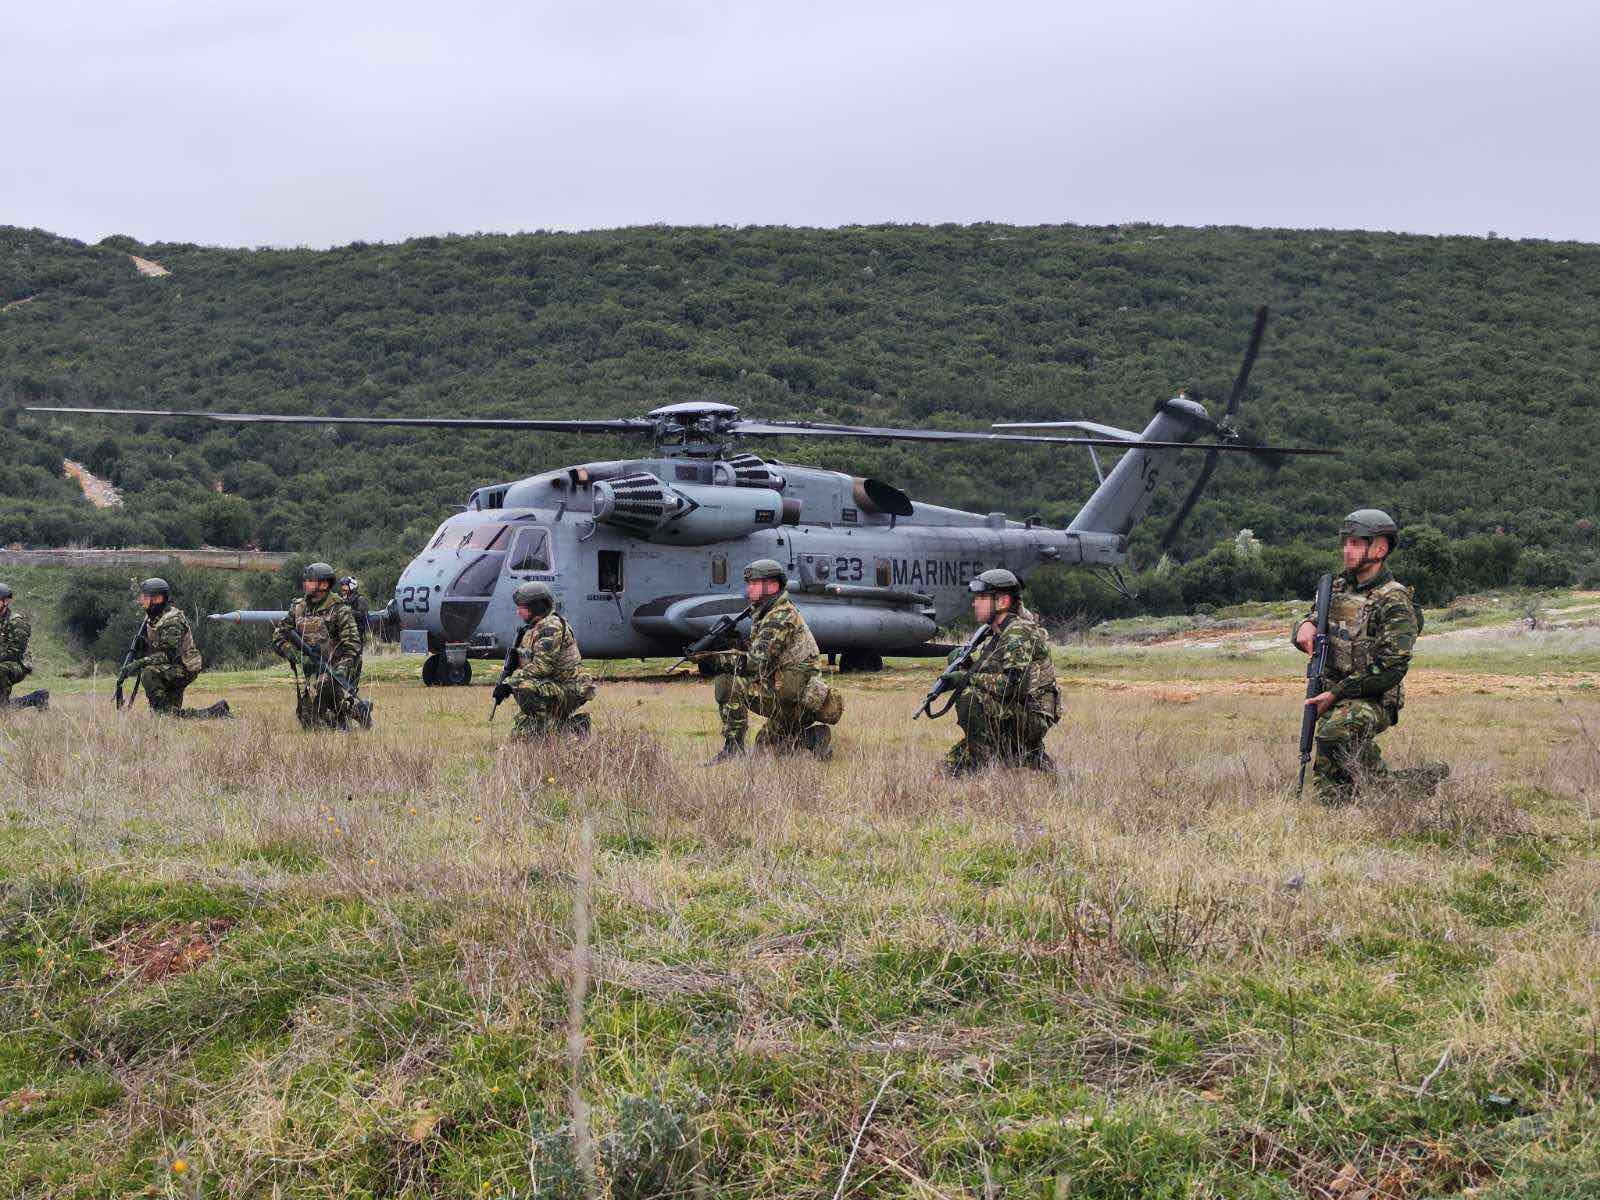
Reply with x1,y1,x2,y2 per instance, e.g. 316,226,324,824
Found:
7,0,1599,247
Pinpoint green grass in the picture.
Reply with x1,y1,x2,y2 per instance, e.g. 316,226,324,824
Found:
2,602,1599,1196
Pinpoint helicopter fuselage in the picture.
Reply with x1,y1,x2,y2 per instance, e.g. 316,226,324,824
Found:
393,454,1126,667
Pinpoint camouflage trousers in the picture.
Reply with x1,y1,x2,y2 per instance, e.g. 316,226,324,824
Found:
512,678,594,738
297,670,355,730
0,661,27,704
945,689,1058,774
139,664,199,714
1312,698,1392,800
714,665,842,748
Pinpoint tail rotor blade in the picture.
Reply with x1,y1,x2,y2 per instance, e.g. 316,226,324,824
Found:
1161,449,1221,551
1223,306,1269,418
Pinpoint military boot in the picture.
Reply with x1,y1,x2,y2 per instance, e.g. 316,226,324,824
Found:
800,724,833,761
8,689,49,711
564,713,592,740
1392,762,1450,796
706,736,746,766
179,699,232,720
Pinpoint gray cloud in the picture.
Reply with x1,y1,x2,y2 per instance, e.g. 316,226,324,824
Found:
6,0,1597,246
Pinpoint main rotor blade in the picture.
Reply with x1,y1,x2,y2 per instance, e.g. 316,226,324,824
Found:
25,406,658,435
1223,305,1269,419
1161,449,1221,551
730,418,1332,453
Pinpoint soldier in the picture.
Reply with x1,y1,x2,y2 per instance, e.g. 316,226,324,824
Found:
1293,509,1448,802
492,582,595,738
339,576,371,685
120,578,231,719
941,568,1060,775
273,562,363,729
0,583,49,711
705,559,844,763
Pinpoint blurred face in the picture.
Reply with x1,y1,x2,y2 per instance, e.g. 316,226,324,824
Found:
516,603,534,623
1342,535,1387,572
744,578,781,605
137,591,164,611
971,591,1013,624
0,596,10,617
304,578,330,600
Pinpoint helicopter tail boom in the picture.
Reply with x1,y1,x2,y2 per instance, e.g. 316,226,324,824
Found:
1064,398,1208,539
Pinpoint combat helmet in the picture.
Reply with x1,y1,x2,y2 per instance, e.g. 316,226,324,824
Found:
0,583,12,601
139,577,171,598
743,558,788,587
1339,509,1399,550
513,581,555,615
302,561,337,583
969,567,1023,595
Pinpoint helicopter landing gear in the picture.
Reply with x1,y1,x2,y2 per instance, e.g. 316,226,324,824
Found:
422,652,472,687
837,651,884,674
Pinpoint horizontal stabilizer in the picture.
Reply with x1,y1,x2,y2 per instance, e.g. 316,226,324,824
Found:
209,610,287,624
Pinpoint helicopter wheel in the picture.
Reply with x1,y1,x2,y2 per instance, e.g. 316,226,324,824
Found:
422,654,472,686
838,651,884,674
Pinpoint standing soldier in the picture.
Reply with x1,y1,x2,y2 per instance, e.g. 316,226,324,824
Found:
340,577,371,686
492,582,595,738
1293,510,1448,802
274,562,363,729
120,578,231,719
704,559,844,763
940,569,1060,775
0,583,49,710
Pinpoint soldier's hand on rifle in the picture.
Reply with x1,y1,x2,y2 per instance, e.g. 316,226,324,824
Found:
492,682,513,704
1305,689,1335,717
1294,621,1316,653
942,669,969,692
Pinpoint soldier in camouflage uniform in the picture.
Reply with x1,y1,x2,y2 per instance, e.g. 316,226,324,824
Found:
941,568,1060,775
705,559,844,763
273,562,364,730
0,583,49,711
492,582,595,738
120,578,231,718
340,577,371,678
1293,510,1448,802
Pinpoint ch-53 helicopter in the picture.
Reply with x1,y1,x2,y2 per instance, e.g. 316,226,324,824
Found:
31,308,1331,685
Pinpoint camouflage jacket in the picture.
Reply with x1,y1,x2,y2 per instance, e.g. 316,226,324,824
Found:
133,605,203,674
0,609,33,674
963,606,1058,709
509,613,583,686
740,591,820,685
274,593,361,667
1296,565,1419,705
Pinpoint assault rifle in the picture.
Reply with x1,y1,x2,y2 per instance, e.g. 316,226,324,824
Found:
280,626,373,729
489,628,524,722
668,606,754,674
113,618,150,710
1298,572,1334,796
914,623,994,720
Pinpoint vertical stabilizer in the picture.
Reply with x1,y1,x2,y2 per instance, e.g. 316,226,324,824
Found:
1065,398,1209,538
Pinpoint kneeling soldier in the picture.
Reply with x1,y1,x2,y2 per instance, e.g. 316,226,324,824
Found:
494,582,595,737
1293,509,1448,802
274,562,363,729
942,568,1060,775
706,559,844,763
122,578,230,719
0,583,48,711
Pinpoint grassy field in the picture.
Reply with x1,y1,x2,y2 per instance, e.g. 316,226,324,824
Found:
2,625,1599,1197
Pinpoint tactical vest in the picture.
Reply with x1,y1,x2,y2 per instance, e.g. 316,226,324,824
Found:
1325,578,1411,711
293,597,345,653
154,609,204,675
0,613,32,673
756,595,820,673
519,614,582,680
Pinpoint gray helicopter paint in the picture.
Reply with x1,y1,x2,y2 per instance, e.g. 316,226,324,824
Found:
375,403,1185,662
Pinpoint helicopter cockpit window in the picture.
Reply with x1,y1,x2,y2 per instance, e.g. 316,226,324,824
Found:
448,552,504,598
454,523,511,553
429,523,453,550
508,527,551,573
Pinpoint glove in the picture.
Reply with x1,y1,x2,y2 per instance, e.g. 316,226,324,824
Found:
492,682,513,703
942,669,969,691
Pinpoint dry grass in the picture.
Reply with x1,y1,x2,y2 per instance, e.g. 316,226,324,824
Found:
2,663,1598,1197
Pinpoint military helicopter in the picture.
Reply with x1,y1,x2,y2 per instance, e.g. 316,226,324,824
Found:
30,308,1331,685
